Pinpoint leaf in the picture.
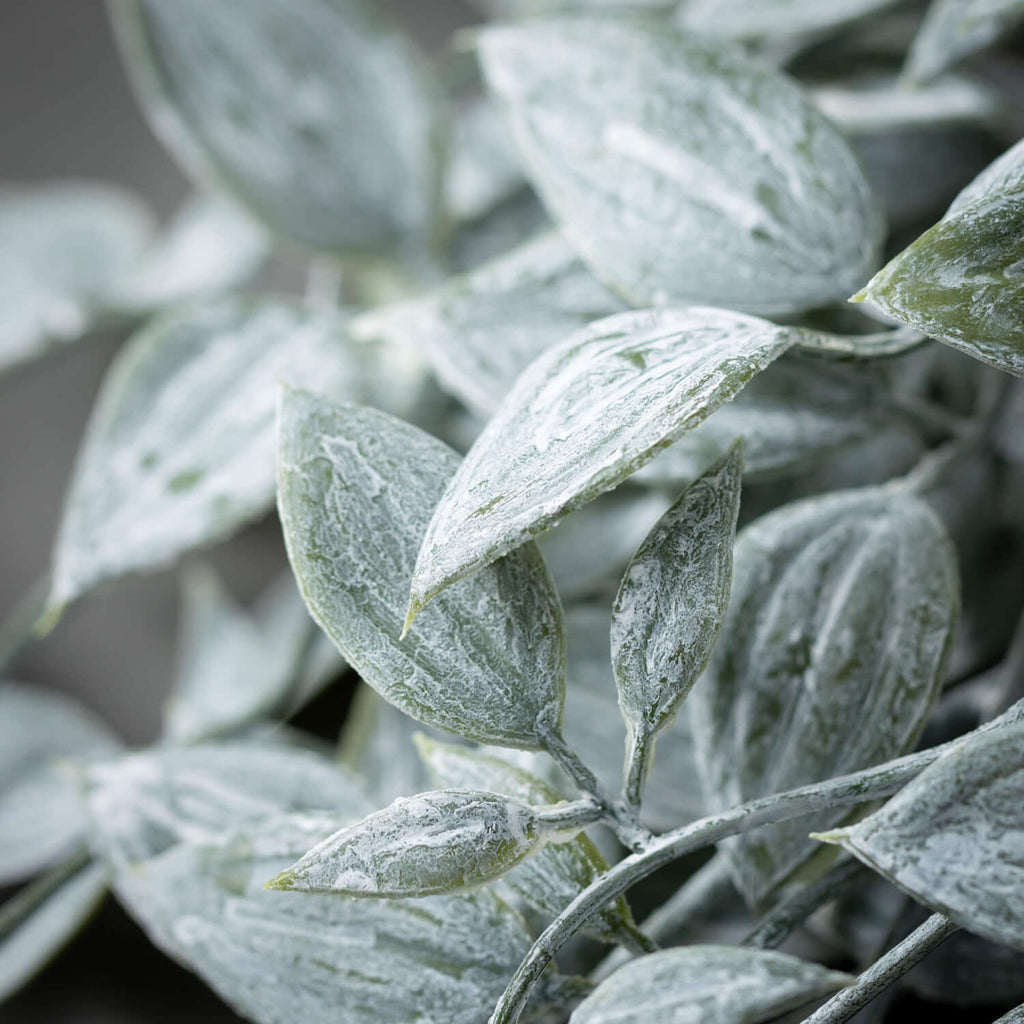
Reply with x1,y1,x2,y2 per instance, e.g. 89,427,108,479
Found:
946,137,1024,218
351,232,625,416
472,0,674,16
678,0,902,40
853,186,1024,377
108,0,446,256
818,722,1024,952
569,946,851,1024
415,736,640,944
613,443,742,798
478,17,883,315
47,299,374,617
409,308,795,614
278,390,565,749
690,486,959,908
995,1006,1024,1024
0,857,108,1004
904,0,1024,84
0,683,120,885
0,181,154,376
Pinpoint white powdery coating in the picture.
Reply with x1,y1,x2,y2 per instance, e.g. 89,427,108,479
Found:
112,0,444,255
570,946,851,1024
690,487,959,908
679,0,900,39
410,307,794,609
49,299,369,612
478,18,883,315
277,392,565,749
835,723,1024,952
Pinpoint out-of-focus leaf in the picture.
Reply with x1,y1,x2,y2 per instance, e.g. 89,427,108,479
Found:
278,391,565,749
352,232,625,416
613,444,742,799
691,487,959,908
46,299,373,618
0,683,120,885
409,308,795,614
905,927,1024,1008
108,0,446,257
0,181,154,376
473,0,674,15
569,946,851,1024
904,0,1024,84
818,723,1024,951
478,18,883,314
678,0,901,41
946,136,1024,217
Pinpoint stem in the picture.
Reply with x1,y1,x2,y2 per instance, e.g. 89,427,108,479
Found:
799,913,957,1024
622,726,653,814
535,799,604,834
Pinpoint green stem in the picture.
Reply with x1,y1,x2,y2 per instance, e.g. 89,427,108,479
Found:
622,726,653,815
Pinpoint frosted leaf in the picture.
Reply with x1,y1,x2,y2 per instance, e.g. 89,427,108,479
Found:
678,0,902,41
690,487,959,908
478,18,883,315
0,683,120,885
569,946,851,1024
47,299,374,617
613,443,742,786
277,391,565,749
946,136,1024,217
108,0,446,256
0,181,154,377
995,1006,1024,1024
351,232,625,417
819,723,1024,952
409,308,795,614
904,0,1024,84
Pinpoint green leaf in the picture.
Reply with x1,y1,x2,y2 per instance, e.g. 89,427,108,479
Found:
0,181,154,376
0,683,120,885
277,390,566,749
569,946,852,1024
47,299,373,618
415,736,640,945
613,443,742,798
108,0,447,257
478,17,883,314
904,0,1024,84
409,308,795,614
818,722,1024,952
690,487,959,908
267,788,554,898
678,0,901,40
853,186,1024,377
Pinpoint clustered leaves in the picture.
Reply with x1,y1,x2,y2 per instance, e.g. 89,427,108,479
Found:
4,1,1024,1023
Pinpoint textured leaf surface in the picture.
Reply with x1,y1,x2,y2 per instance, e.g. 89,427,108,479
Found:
409,308,794,612
278,391,565,749
691,487,958,907
0,683,120,885
854,187,1024,376
946,136,1024,217
821,723,1024,951
48,299,372,614
679,0,901,40
478,18,882,314
570,946,851,1024
109,0,445,255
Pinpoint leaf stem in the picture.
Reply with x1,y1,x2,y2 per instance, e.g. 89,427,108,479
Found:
622,726,653,815
534,799,604,834
798,913,957,1024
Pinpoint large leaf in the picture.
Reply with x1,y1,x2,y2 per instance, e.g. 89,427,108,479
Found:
108,0,446,256
678,0,902,41
569,946,851,1024
946,136,1024,218
0,683,120,885
854,187,1024,376
408,308,795,614
478,17,883,315
278,390,566,749
612,443,742,799
46,299,372,617
690,487,959,908
819,723,1024,952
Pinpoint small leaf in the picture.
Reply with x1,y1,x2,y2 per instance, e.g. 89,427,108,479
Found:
854,186,1024,377
818,723,1024,952
47,299,373,617
690,486,959,908
613,443,742,799
277,390,566,749
678,0,901,41
108,0,447,256
569,946,852,1024
268,789,552,898
478,17,883,314
409,308,794,613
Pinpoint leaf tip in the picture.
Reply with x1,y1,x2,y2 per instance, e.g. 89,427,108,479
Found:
401,593,424,640
809,828,850,846
263,868,300,892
